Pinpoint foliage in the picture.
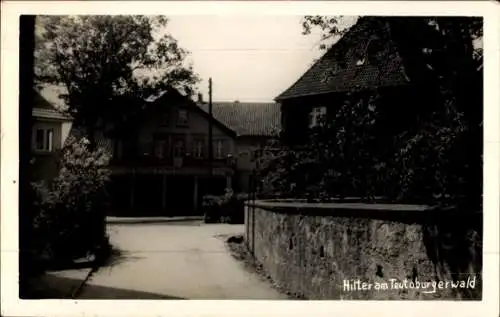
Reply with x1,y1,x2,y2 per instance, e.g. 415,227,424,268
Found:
34,15,199,145
258,17,483,208
202,189,247,224
30,136,112,267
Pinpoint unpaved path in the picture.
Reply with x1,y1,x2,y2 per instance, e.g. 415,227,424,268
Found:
79,221,286,299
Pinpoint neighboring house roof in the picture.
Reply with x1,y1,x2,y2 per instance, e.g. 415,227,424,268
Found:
36,84,68,110
32,107,72,121
275,17,410,101
198,102,281,137
33,89,73,121
144,88,238,138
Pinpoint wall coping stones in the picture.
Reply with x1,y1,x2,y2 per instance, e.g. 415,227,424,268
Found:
245,199,481,222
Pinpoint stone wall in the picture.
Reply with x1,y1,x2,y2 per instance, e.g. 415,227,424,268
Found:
244,200,482,300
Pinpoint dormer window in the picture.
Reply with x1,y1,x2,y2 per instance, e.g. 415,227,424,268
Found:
422,48,432,54
309,106,327,128
356,37,383,67
176,109,188,127
321,65,338,83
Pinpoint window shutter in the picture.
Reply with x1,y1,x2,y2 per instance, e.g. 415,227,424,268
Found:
47,129,54,151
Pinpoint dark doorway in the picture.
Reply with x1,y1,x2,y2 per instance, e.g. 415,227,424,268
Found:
165,176,195,216
135,174,163,216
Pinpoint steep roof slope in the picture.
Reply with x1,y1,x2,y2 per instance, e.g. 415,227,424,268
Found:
33,87,72,121
275,17,410,101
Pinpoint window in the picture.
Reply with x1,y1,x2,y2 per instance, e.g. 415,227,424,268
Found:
356,58,366,66
355,37,382,67
214,139,225,159
35,128,54,152
321,65,338,83
309,106,327,128
154,140,166,159
176,109,189,126
173,138,185,157
251,148,263,161
160,113,169,126
193,139,205,158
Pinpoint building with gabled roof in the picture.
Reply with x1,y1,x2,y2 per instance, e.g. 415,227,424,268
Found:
276,16,435,145
33,84,280,215
31,89,73,181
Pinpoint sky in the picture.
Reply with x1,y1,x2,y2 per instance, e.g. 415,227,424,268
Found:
165,16,356,102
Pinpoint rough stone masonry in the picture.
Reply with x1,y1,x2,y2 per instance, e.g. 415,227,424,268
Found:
244,200,482,300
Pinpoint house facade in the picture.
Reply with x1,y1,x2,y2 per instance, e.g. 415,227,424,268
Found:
107,90,280,216
276,17,435,145
35,85,280,216
107,89,235,216
31,90,73,181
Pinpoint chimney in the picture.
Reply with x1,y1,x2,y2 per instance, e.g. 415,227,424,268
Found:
198,93,204,104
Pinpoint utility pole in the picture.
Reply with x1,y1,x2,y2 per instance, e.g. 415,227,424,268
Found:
208,78,213,177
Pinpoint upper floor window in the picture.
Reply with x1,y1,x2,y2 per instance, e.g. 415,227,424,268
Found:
356,58,366,66
309,106,327,128
176,109,189,127
173,138,185,157
160,112,169,127
192,139,205,158
154,140,166,159
35,128,54,152
321,65,339,83
357,37,383,66
214,139,226,159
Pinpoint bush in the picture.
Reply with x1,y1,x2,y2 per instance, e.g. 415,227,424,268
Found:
30,136,112,268
202,189,247,224
257,88,482,209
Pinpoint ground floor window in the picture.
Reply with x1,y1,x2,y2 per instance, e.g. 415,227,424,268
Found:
174,138,186,157
214,139,226,159
193,139,205,158
34,128,54,152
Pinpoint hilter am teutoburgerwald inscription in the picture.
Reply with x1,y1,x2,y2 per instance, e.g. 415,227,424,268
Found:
343,277,477,294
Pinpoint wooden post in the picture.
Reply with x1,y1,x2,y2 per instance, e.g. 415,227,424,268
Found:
193,176,198,213
130,169,136,212
162,173,167,211
208,78,213,176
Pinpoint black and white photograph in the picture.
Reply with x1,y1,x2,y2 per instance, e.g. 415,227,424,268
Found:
1,1,499,316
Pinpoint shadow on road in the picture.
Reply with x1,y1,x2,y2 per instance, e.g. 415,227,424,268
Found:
23,275,185,299
78,281,186,299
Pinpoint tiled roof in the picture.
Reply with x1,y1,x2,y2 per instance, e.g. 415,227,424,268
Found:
36,85,68,110
275,17,410,101
198,102,281,137
33,86,72,121
32,107,72,121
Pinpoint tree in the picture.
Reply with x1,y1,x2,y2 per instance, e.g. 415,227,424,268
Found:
35,15,199,147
